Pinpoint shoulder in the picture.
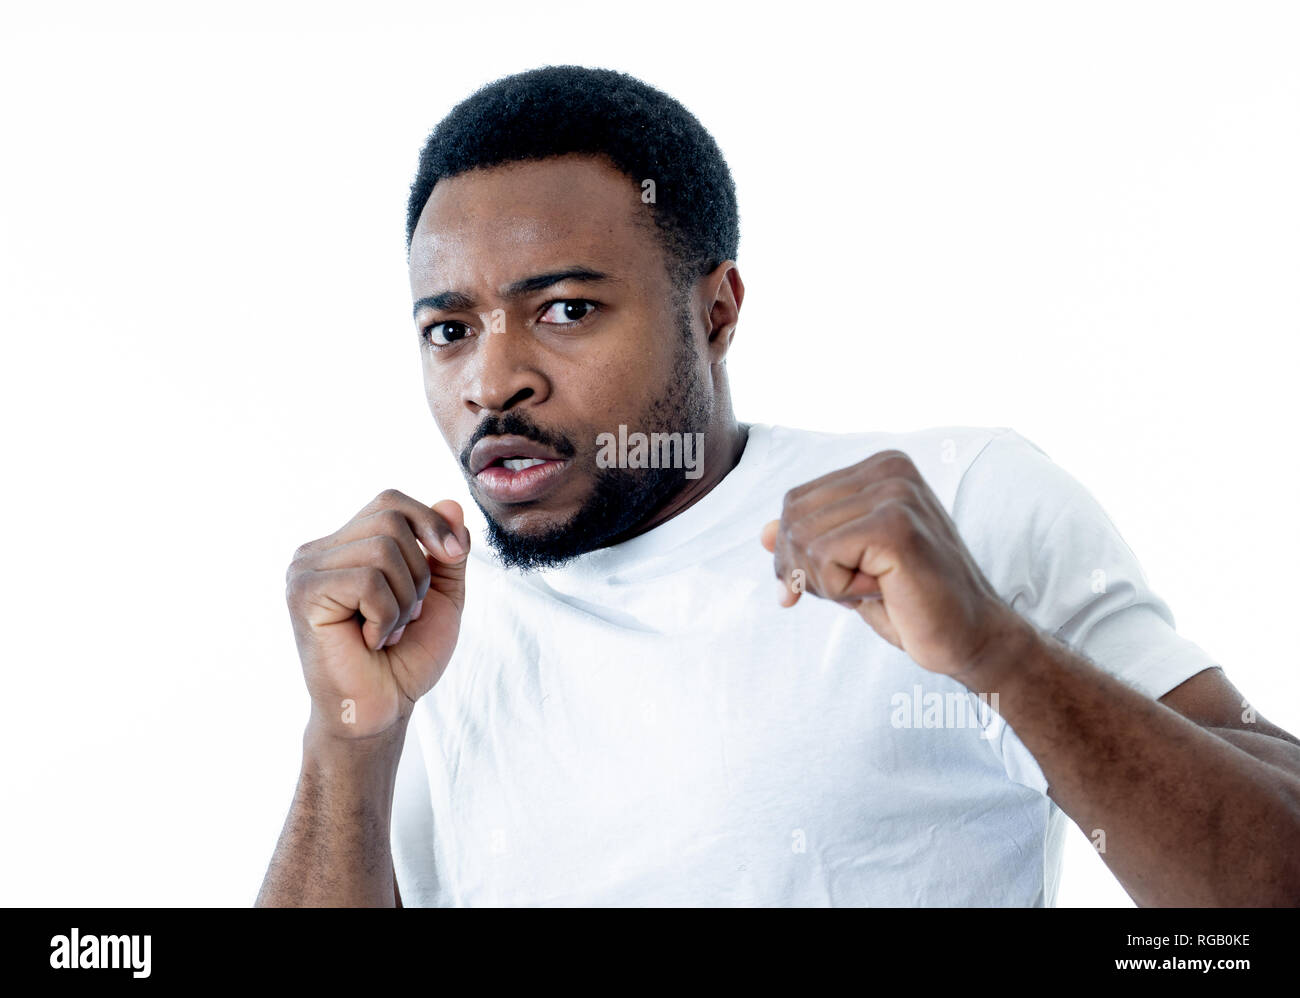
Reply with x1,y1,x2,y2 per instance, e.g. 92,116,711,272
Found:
763,422,1018,512
949,427,1111,546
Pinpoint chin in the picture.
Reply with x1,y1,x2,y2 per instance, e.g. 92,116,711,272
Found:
481,519,595,572
490,507,578,540
476,463,682,572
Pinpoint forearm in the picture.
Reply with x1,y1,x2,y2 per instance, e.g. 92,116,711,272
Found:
255,715,408,907
960,618,1300,907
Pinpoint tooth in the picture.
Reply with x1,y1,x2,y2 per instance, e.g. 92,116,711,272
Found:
502,458,547,471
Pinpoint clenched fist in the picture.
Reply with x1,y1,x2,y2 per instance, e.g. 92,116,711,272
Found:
285,490,471,739
760,449,1023,680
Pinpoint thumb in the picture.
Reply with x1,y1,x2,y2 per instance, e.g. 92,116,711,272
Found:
422,502,469,613
390,541,467,656
425,546,467,609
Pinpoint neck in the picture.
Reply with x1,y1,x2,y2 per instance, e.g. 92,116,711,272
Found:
618,417,750,539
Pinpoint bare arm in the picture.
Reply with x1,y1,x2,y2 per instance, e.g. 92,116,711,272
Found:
760,448,1300,907
257,488,470,908
256,718,407,907
964,622,1300,907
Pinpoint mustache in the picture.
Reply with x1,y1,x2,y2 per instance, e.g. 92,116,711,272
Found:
459,411,578,471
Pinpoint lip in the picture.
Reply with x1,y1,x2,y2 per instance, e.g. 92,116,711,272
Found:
469,435,566,475
474,457,571,503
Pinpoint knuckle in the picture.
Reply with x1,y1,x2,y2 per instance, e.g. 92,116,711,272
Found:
413,556,432,591
377,487,405,505
289,538,324,573
361,566,388,598
787,518,814,553
888,453,920,476
376,508,408,535
365,578,400,627
879,499,916,537
881,477,918,503
374,509,408,540
865,449,916,475
374,533,404,568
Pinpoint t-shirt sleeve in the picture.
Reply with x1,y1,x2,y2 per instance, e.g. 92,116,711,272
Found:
950,428,1220,795
390,713,442,906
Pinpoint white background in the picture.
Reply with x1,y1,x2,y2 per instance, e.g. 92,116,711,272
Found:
2,0,1296,907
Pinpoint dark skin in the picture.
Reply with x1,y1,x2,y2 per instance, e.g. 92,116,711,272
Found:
258,155,745,906
762,453,1300,905
409,154,747,541
259,151,1297,908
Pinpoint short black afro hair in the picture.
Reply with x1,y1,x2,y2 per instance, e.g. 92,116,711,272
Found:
405,65,739,297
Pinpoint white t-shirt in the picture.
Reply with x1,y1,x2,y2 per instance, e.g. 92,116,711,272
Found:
391,423,1217,906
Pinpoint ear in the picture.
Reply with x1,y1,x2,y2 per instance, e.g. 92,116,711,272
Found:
700,261,744,362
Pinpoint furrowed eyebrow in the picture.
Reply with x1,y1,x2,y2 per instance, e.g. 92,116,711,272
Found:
412,267,614,319
501,267,613,299
412,290,476,314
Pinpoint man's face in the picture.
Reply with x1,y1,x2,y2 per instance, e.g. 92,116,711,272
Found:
408,154,712,569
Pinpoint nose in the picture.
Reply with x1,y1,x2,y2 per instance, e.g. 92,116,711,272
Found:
462,314,550,416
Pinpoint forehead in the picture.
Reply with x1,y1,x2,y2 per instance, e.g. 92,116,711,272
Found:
408,154,659,291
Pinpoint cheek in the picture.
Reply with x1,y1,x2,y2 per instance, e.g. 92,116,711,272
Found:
566,371,655,438
421,364,461,426
572,326,677,413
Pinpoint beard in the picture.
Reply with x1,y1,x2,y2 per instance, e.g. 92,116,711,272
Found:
466,306,712,572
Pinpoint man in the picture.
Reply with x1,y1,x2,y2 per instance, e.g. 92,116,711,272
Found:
257,65,1300,907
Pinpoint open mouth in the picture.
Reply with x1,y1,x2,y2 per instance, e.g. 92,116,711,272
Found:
493,457,551,472
468,434,574,503
473,455,571,503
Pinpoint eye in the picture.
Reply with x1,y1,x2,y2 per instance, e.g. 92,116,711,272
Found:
422,320,474,347
538,299,598,325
